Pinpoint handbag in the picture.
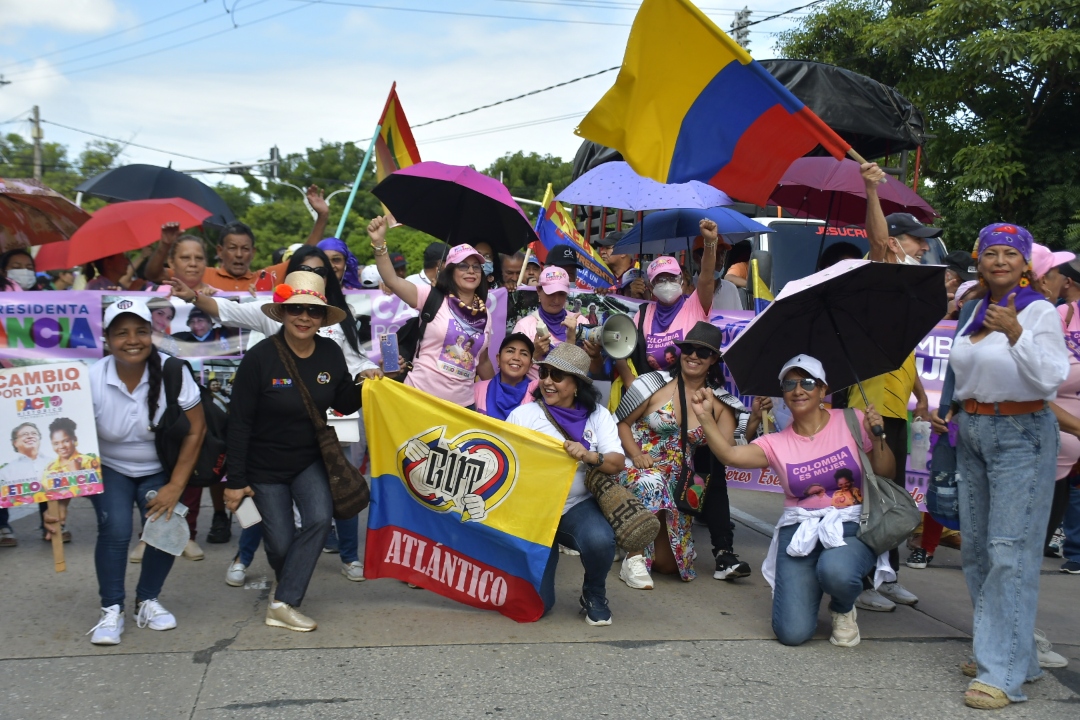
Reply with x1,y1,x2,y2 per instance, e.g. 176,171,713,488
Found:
271,335,369,520
842,408,921,556
538,403,660,553
671,372,708,516
925,407,961,530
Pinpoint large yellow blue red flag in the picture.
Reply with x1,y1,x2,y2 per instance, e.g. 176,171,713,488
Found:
362,379,577,622
751,258,773,314
576,0,850,207
374,83,421,183
532,183,616,289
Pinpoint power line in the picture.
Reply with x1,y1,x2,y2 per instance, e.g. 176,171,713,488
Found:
419,111,586,144
493,0,810,14
1,109,33,126
744,0,828,27
39,119,226,165
293,0,632,26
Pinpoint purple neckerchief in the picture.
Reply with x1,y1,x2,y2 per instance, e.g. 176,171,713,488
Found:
317,237,361,289
545,401,589,446
447,296,488,333
962,286,1046,336
485,373,530,421
538,306,568,342
652,293,688,334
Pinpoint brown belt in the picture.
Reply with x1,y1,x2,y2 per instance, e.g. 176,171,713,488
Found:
962,399,1047,416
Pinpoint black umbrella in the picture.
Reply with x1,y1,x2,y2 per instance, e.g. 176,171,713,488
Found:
722,260,946,428
75,164,236,227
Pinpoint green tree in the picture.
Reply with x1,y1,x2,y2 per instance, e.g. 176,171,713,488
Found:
483,151,574,207
776,0,1080,250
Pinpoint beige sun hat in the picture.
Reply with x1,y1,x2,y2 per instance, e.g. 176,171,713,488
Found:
537,342,593,385
261,271,347,326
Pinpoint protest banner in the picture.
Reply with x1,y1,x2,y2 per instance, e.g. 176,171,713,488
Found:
0,291,102,359
363,379,577,622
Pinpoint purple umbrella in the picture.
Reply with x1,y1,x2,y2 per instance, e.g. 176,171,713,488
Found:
555,161,732,211
372,161,539,255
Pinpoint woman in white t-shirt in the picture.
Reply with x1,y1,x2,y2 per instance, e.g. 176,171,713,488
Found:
690,354,893,649
368,216,494,407
80,299,206,646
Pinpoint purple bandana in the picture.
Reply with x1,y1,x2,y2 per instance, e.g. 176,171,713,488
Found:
545,401,589,446
962,286,1046,336
977,223,1033,261
317,237,361,289
538,306,568,342
652,293,688,334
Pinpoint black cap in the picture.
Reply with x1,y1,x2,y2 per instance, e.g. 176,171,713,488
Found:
389,252,407,269
423,242,450,268
943,251,976,281
593,231,624,248
188,307,211,322
885,213,943,239
546,244,578,268
499,332,535,357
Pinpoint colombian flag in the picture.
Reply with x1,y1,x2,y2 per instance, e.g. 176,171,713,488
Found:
751,257,773,314
374,83,421,183
362,380,577,622
576,0,850,207
532,183,616,290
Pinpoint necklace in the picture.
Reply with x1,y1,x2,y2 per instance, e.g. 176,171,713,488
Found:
797,410,830,440
449,293,486,316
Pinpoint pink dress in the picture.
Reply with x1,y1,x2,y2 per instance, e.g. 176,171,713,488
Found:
1055,302,1080,480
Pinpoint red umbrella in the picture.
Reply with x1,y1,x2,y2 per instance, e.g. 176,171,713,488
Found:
65,197,211,267
34,240,73,272
770,157,938,227
0,178,91,251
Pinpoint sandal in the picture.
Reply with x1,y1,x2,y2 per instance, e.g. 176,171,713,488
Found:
964,681,1010,710
960,660,976,678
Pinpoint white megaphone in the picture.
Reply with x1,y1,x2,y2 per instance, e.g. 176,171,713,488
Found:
575,313,639,360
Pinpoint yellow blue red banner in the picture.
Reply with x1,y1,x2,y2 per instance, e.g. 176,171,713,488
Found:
533,183,616,289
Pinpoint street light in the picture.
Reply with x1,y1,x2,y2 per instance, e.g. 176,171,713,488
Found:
269,180,316,220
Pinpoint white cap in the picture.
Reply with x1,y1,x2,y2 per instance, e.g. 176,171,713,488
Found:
360,265,381,289
104,298,152,330
778,354,827,384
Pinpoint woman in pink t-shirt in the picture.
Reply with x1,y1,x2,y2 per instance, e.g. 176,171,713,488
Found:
368,216,494,407
690,354,894,649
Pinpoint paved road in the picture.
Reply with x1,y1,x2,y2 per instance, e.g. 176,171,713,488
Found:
3,489,1077,719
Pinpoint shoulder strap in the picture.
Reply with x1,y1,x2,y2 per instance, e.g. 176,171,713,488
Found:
1066,301,1075,327
842,408,874,523
271,334,327,430
538,402,572,443
408,288,445,364
162,357,185,406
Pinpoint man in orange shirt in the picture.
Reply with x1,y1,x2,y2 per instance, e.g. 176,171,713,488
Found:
202,221,259,291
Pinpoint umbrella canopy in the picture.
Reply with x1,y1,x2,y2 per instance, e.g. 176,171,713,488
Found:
722,259,946,397
66,198,211,267
613,207,773,255
771,157,938,227
0,178,91,251
371,161,539,256
33,240,73,272
75,164,236,226
555,161,732,211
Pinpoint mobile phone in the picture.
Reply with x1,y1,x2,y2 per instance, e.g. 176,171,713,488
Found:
380,333,400,373
254,270,273,292
235,497,262,528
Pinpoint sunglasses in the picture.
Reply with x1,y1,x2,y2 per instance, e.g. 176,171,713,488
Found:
298,264,327,277
676,345,717,360
538,366,569,383
283,304,327,319
781,378,821,393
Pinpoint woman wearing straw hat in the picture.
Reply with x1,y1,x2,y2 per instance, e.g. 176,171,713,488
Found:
223,272,362,632
507,343,625,626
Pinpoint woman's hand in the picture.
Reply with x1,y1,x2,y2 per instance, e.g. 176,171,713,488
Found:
367,215,388,245
632,453,654,469
690,388,715,421
224,486,254,513
930,408,953,435
861,162,886,188
984,293,1023,345
563,441,590,462
306,184,329,218
146,483,184,522
358,368,383,381
699,218,719,245
160,221,181,248
582,339,601,359
166,278,197,302
562,312,581,331
863,402,885,438
749,397,773,424
41,500,69,540
533,333,551,360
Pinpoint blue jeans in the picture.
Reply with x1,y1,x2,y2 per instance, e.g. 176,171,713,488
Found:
771,520,875,646
90,465,176,609
957,408,1058,702
235,509,358,567
540,497,616,613
1064,480,1080,563
237,523,262,567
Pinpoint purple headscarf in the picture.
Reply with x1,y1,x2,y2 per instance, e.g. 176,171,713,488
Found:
963,222,1044,336
317,237,361,289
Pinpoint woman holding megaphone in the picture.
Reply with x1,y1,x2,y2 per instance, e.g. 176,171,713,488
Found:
513,266,605,378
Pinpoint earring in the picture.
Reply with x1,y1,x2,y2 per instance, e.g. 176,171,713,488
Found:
1019,277,1030,287
819,402,825,410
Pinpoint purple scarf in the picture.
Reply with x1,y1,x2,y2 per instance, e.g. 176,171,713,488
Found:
545,401,589,446
447,296,488,333
317,237,361,289
485,374,529,421
651,293,688,334
962,286,1046,336
537,306,568,342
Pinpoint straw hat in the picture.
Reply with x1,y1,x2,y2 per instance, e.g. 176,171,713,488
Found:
537,342,593,385
262,271,347,326
677,321,722,355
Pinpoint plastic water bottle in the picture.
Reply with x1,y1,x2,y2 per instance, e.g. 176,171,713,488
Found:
910,418,931,470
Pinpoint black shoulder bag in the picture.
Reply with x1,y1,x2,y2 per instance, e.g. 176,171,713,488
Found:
394,287,444,381
154,357,227,486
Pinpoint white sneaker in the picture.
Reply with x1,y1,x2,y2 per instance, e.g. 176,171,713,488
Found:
225,561,247,587
829,607,860,647
619,554,654,590
855,588,896,612
1035,628,1069,668
558,544,580,556
129,541,145,564
136,599,177,630
88,605,125,645
342,560,366,582
878,581,918,605
182,539,204,561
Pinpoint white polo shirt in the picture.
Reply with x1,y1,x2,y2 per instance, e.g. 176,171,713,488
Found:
89,352,201,478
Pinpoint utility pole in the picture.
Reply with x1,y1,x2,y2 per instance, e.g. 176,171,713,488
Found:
730,7,751,51
31,105,43,180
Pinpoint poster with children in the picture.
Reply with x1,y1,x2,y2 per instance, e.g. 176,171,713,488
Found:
0,361,102,508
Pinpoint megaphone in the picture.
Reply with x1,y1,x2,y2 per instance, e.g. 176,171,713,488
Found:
575,313,639,360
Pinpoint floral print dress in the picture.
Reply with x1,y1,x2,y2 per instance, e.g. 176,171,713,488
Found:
618,393,706,581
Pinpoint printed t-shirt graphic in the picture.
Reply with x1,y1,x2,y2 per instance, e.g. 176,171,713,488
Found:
407,284,491,406
641,290,710,370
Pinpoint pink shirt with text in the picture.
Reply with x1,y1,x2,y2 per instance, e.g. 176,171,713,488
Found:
406,284,491,407
641,290,710,370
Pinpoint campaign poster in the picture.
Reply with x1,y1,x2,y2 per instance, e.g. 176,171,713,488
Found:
105,294,248,359
0,290,102,360
0,361,102,508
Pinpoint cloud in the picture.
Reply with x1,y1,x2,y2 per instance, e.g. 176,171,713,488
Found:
0,0,121,34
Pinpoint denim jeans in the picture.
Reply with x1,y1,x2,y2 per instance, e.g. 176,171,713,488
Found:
90,465,176,609
251,460,333,607
335,515,360,564
1063,479,1080,563
772,520,875,647
957,408,1058,702
539,498,616,613
237,523,262,567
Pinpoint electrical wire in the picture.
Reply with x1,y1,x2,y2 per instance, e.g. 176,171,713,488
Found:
0,109,32,126
39,119,226,165
418,111,586,144
294,0,632,26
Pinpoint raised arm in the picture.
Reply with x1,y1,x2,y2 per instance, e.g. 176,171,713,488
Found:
862,163,890,263
144,222,182,283
690,389,769,469
302,185,330,247
695,218,719,311
367,215,419,308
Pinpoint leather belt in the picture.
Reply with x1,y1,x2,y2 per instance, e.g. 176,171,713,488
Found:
962,399,1047,416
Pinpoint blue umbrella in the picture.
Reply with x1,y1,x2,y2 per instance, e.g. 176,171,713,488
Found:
612,207,773,255
556,161,731,211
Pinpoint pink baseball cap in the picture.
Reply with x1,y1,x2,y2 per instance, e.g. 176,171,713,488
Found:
446,243,485,267
1031,243,1075,280
538,266,570,294
647,256,682,283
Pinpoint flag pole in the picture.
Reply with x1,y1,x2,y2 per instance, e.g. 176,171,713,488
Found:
517,247,532,287
335,125,381,238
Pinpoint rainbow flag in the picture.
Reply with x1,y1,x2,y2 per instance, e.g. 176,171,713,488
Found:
576,0,850,207
533,183,616,289
751,257,773,314
374,83,421,183
362,380,577,623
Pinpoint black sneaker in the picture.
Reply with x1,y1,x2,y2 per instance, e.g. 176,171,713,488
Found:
206,511,232,544
713,551,751,580
1061,560,1080,574
578,594,612,626
905,547,932,569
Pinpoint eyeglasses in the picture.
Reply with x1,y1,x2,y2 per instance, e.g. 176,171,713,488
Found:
538,366,569,383
457,263,483,273
283,304,328,319
781,378,821,393
298,265,327,277
677,345,717,360
15,431,40,441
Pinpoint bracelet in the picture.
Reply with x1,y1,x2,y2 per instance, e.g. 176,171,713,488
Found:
371,243,388,256
703,242,718,249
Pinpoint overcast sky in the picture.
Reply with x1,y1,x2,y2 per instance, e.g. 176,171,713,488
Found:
0,0,813,187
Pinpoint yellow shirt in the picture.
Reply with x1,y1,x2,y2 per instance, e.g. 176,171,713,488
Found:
848,352,916,420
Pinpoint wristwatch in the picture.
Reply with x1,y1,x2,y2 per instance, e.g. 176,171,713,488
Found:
588,452,604,468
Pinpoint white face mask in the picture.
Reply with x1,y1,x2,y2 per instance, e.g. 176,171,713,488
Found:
652,281,683,304
894,243,922,266
7,268,36,289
